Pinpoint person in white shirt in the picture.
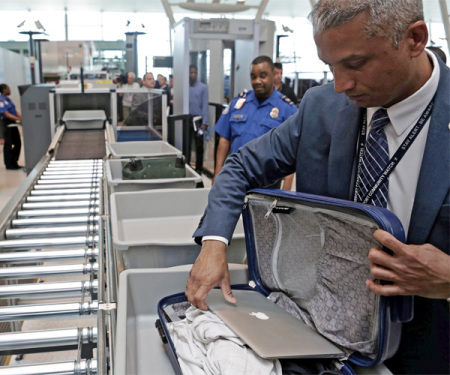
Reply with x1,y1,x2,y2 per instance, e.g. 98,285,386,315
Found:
121,72,140,121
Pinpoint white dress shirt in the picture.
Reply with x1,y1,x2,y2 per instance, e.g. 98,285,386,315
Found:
367,50,440,234
204,50,440,244
122,82,140,107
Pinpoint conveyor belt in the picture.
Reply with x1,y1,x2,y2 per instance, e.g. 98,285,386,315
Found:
0,155,115,374
56,130,106,160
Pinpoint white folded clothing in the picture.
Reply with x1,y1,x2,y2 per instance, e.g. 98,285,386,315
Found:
167,306,282,375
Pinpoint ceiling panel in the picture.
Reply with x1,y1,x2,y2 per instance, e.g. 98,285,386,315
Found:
0,0,446,22
0,0,312,18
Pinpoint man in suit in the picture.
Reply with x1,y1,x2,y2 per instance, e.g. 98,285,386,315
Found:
186,1,449,374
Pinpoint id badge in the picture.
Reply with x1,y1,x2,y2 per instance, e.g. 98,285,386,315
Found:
234,98,246,110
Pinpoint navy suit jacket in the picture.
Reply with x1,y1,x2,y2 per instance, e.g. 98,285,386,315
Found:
194,56,449,372
195,57,449,256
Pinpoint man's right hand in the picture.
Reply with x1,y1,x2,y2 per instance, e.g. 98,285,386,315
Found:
186,240,237,310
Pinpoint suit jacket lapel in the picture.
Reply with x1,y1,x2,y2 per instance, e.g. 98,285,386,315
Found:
328,102,363,199
407,69,450,244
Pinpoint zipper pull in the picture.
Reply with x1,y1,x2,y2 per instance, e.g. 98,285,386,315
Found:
264,199,278,219
243,196,249,210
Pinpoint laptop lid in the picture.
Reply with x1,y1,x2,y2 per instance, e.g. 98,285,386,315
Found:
206,289,345,359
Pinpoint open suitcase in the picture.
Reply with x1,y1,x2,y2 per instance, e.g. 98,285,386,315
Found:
156,189,414,374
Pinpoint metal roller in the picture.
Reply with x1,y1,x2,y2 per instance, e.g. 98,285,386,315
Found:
22,201,98,210
16,207,100,218
0,262,98,279
39,174,103,180
43,170,103,175
48,160,102,165
0,280,98,299
43,167,103,173
12,216,98,228
6,225,98,239
0,248,98,264
30,188,100,196
0,326,97,350
0,235,98,251
0,300,98,322
37,178,101,185
27,194,100,202
33,184,100,190
0,358,97,375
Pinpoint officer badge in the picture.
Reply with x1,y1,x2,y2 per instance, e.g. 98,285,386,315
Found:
270,107,279,119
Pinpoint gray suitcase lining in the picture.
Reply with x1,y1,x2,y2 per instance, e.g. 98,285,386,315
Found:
249,198,380,359
161,197,383,364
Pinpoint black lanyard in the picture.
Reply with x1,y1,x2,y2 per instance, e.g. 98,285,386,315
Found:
353,97,435,204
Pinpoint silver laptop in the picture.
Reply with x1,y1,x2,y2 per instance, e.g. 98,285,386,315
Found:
205,289,345,359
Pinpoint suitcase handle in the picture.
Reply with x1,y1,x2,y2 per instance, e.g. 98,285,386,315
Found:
155,319,168,344
390,296,414,323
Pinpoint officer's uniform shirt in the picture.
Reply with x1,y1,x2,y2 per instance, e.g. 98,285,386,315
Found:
0,94,18,122
215,88,297,154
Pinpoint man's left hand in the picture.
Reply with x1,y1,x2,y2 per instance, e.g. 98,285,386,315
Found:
367,229,450,300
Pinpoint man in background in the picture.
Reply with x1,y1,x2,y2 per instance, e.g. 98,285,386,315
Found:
0,84,22,170
274,62,298,104
213,56,297,189
125,72,162,126
189,65,209,173
121,72,140,122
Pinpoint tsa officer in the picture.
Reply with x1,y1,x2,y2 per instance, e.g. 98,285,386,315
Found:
0,84,22,170
213,56,297,187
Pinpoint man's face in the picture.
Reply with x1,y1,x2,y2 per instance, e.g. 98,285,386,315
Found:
2,85,10,96
314,11,419,108
273,67,283,86
251,62,274,99
189,68,197,85
127,73,135,85
142,73,155,89
158,75,166,87
169,77,174,87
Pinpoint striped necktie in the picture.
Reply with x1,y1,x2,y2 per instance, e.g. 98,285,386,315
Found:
357,108,390,208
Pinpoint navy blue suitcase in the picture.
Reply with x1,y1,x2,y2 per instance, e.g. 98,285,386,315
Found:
156,189,413,374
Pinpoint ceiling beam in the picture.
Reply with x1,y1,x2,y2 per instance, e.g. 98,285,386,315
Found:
161,0,176,27
255,0,269,20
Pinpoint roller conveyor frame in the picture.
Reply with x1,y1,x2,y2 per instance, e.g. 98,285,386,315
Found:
0,125,116,374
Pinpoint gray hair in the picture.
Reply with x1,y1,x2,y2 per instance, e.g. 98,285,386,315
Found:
308,0,424,48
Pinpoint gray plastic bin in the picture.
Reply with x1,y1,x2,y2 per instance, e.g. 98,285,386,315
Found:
107,141,181,159
115,267,392,375
110,188,246,270
106,158,202,193
62,110,106,130
115,265,249,375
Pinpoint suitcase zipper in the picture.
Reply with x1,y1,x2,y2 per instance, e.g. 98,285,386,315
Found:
264,199,278,219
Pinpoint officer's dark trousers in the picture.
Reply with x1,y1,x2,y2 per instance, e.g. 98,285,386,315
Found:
3,126,21,168
194,135,204,172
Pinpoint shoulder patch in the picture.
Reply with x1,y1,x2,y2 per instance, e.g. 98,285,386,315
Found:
222,106,229,115
238,89,248,98
281,95,294,105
